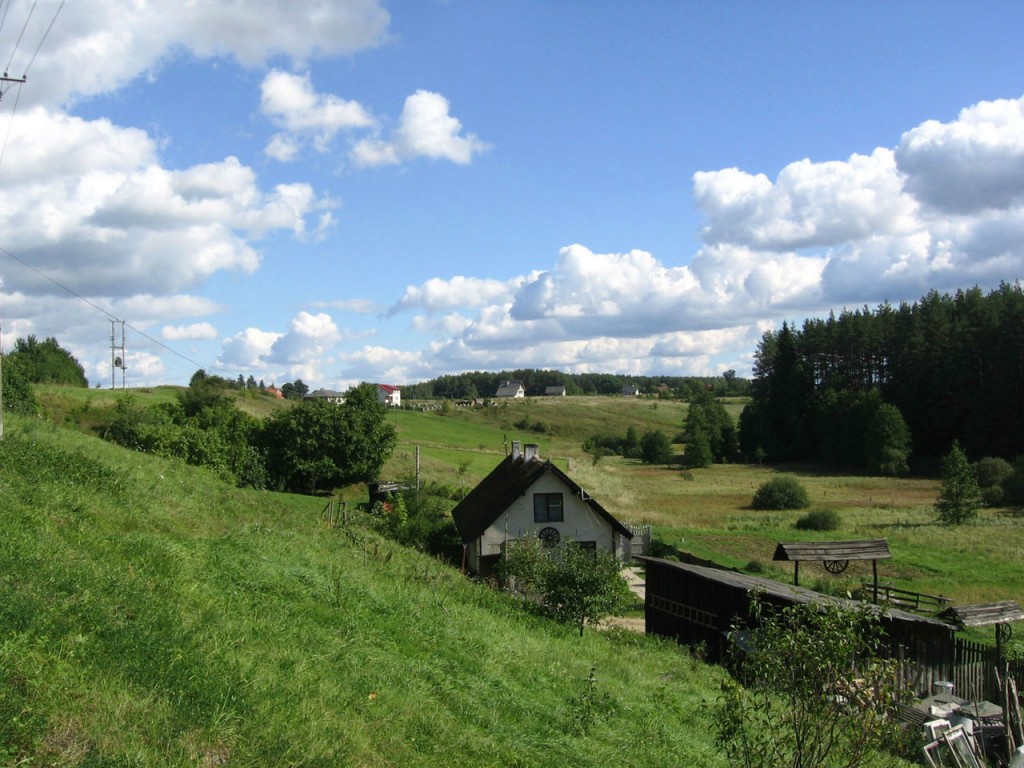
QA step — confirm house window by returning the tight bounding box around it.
[533,492,563,523]
[577,541,597,552]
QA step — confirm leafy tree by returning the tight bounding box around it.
[639,430,674,465]
[261,383,396,493]
[684,388,739,464]
[716,596,908,768]
[863,402,911,476]
[751,476,810,511]
[7,336,87,387]
[498,539,634,636]
[1,354,39,414]
[936,440,982,524]
[683,426,713,469]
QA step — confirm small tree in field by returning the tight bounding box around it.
[936,440,982,525]
[716,596,908,768]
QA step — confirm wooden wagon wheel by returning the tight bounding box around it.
[823,559,849,574]
[997,623,1013,644]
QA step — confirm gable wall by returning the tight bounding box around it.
[478,472,615,558]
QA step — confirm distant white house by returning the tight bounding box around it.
[495,379,526,398]
[544,385,567,397]
[376,384,401,407]
[621,383,640,397]
[304,388,345,405]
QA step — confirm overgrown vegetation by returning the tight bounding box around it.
[716,596,910,768]
[497,537,636,636]
[103,377,395,493]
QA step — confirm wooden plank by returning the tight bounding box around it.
[940,601,1024,628]
[773,539,891,562]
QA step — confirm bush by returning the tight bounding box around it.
[795,508,841,531]
[751,476,810,511]
[975,456,1014,489]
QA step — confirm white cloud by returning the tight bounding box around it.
[261,69,375,160]
[390,275,522,315]
[265,311,341,365]
[0,110,333,297]
[219,328,283,368]
[162,322,218,341]
[694,148,918,251]
[16,1,392,108]
[897,96,1024,214]
[352,90,489,167]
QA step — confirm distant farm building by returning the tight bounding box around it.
[495,379,526,398]
[304,388,345,404]
[376,384,401,407]
[544,385,567,397]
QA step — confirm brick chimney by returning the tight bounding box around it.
[524,443,540,461]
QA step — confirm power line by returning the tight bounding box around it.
[0,245,215,376]
[4,0,36,76]
[22,0,63,77]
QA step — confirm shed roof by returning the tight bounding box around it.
[938,601,1024,628]
[450,452,633,543]
[773,539,891,562]
[638,556,953,629]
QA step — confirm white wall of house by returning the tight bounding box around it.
[475,472,619,563]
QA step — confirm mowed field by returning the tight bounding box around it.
[384,395,1024,617]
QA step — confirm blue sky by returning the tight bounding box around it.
[0,1,1023,389]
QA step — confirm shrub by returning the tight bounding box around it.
[975,456,1014,489]
[795,508,841,531]
[751,476,810,511]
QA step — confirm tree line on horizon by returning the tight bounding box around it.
[739,283,1024,470]
[400,369,750,400]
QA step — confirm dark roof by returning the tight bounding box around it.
[938,601,1024,628]
[638,556,953,629]
[450,454,633,543]
[773,539,891,562]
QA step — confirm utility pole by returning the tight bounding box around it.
[110,320,127,390]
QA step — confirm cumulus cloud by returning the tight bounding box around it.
[265,311,341,365]
[351,90,489,167]
[0,109,333,298]
[261,69,375,160]
[162,322,218,341]
[13,0,391,108]
[897,96,1024,214]
[219,328,283,369]
[390,275,522,315]
[694,148,918,251]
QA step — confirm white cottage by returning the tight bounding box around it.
[451,442,633,575]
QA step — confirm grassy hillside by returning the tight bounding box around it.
[0,414,731,766]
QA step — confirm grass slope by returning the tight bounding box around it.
[0,415,727,767]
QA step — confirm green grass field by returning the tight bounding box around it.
[0,412,734,766]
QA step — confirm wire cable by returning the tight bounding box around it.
[0,246,213,374]
[5,0,36,76]
[0,78,22,169]
[22,0,63,77]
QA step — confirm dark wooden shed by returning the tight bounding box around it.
[640,556,954,694]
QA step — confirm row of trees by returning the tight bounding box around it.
[400,369,749,400]
[739,284,1024,469]
[105,377,395,493]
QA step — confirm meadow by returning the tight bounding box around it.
[383,396,1024,616]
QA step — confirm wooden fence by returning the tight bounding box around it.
[894,634,1024,702]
